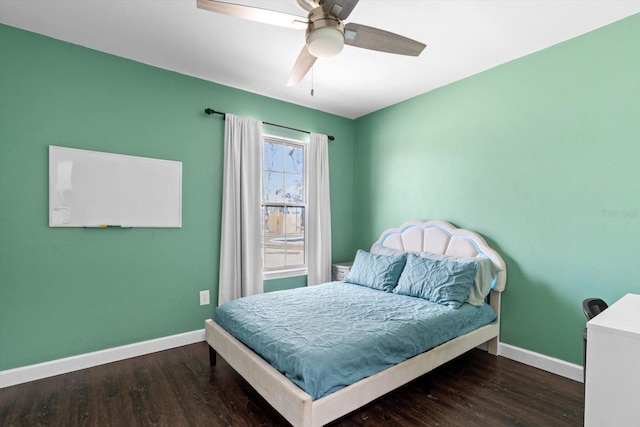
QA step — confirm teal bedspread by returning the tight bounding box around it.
[215,281,496,400]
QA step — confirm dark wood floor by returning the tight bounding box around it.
[0,342,584,426]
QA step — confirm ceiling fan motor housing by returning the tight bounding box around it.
[305,7,345,57]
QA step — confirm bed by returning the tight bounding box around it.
[205,220,507,426]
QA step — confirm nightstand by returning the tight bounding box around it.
[331,262,352,281]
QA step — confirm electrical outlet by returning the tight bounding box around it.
[199,290,210,306]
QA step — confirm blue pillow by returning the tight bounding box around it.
[394,253,478,308]
[344,250,407,292]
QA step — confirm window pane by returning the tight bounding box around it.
[284,207,305,266]
[263,171,284,202]
[264,206,285,269]
[263,206,305,269]
[264,142,284,172]
[285,146,304,175]
[284,173,303,203]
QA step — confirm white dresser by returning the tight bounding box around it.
[584,293,640,426]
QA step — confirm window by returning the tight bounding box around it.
[262,136,307,278]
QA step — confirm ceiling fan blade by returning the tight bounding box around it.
[287,45,317,86]
[197,0,308,30]
[344,23,426,56]
[322,0,360,20]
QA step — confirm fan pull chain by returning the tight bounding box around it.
[311,67,314,97]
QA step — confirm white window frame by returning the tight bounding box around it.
[262,135,308,280]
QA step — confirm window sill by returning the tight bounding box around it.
[264,268,307,281]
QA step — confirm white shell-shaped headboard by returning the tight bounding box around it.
[372,220,507,292]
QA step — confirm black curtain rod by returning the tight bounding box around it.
[204,108,335,141]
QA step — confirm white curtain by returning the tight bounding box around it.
[307,133,332,285]
[218,114,264,305]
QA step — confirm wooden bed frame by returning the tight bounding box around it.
[206,220,507,427]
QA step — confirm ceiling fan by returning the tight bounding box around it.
[196,0,426,86]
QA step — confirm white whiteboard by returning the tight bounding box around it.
[49,146,182,228]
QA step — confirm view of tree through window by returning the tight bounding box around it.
[262,137,306,271]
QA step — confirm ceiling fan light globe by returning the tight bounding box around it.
[306,26,344,58]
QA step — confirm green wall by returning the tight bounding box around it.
[353,13,640,364]
[3,13,639,373]
[0,24,355,370]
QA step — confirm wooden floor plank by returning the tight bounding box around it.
[0,342,584,426]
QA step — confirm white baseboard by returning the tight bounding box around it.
[499,342,584,383]
[0,329,205,389]
[0,333,583,389]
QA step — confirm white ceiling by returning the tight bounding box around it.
[2,0,639,119]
